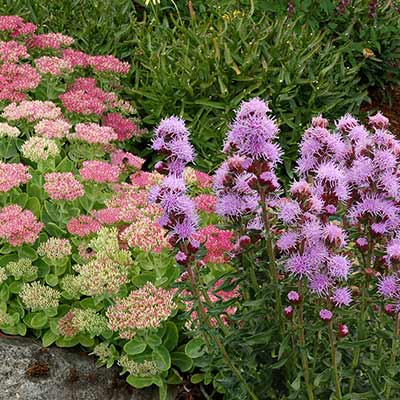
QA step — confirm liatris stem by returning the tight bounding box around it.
[297,282,314,400]
[349,253,370,392]
[260,193,284,336]
[384,315,399,399]
[328,320,342,400]
[186,263,259,400]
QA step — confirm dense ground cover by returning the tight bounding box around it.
[1,3,400,400]
[0,0,399,173]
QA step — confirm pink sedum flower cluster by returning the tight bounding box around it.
[106,283,176,339]
[0,205,43,246]
[0,162,31,192]
[44,172,85,201]
[79,160,120,183]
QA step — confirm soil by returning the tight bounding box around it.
[361,85,400,135]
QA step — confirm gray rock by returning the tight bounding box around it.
[0,336,158,400]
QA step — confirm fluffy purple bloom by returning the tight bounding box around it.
[276,231,298,252]
[378,276,400,299]
[314,162,349,202]
[387,238,400,262]
[309,273,331,296]
[319,309,333,322]
[287,291,301,303]
[323,223,347,248]
[328,255,351,280]
[331,287,352,307]
[224,98,281,162]
[278,200,302,224]
[152,116,195,176]
[369,112,389,130]
[335,113,359,133]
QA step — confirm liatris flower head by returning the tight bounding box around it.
[37,238,72,260]
[378,275,400,299]
[80,160,120,183]
[276,231,298,253]
[323,223,347,248]
[20,281,60,312]
[384,303,396,316]
[152,116,195,176]
[21,137,59,162]
[319,309,333,322]
[0,205,43,246]
[386,238,400,263]
[369,112,389,130]
[331,287,352,307]
[287,291,301,304]
[0,162,31,193]
[355,237,369,252]
[44,172,84,201]
[335,114,359,133]
[327,256,351,280]
[5,258,37,281]
[106,282,176,339]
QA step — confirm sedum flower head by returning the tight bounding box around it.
[0,268,7,284]
[107,282,175,339]
[20,281,60,311]
[0,122,20,138]
[92,342,113,363]
[60,274,83,297]
[119,355,160,377]
[21,136,59,162]
[0,309,13,326]
[5,258,37,281]
[37,238,72,260]
[58,308,107,337]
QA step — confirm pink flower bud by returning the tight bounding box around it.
[176,251,188,265]
[338,324,349,337]
[284,306,293,319]
[238,235,251,248]
[287,291,301,304]
[319,309,333,322]
[384,304,396,316]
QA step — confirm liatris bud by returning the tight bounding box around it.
[338,324,349,337]
[238,235,251,248]
[284,305,293,319]
[154,161,168,175]
[337,0,351,15]
[384,304,396,316]
[287,1,295,18]
[372,304,381,313]
[325,204,336,215]
[369,112,389,130]
[259,171,279,191]
[355,237,369,252]
[319,309,333,322]
[187,238,200,254]
[365,268,375,278]
[368,0,378,18]
[176,251,189,265]
[287,290,301,304]
[311,114,328,128]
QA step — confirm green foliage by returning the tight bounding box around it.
[1,0,399,172]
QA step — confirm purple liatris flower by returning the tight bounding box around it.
[319,309,333,322]
[378,276,400,299]
[331,287,352,307]
[152,116,195,176]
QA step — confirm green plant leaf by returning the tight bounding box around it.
[152,345,171,371]
[123,337,147,355]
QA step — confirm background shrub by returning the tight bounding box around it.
[1,0,399,174]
